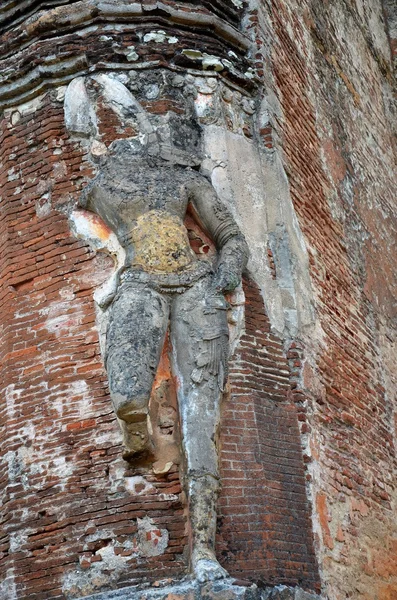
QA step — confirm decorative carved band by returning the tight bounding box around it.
[0,0,243,31]
[0,1,255,110]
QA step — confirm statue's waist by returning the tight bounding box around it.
[119,260,213,293]
[120,210,197,274]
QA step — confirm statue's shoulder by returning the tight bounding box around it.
[182,167,210,187]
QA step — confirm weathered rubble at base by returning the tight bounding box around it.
[79,579,322,600]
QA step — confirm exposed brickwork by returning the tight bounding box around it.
[0,97,187,599]
[1,1,396,599]
[217,279,320,591]
[256,1,397,598]
[0,84,321,597]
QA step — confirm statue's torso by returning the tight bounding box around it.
[85,163,201,275]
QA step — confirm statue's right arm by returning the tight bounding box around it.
[75,178,124,309]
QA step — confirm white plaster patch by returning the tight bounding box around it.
[18,422,36,443]
[41,298,86,337]
[9,531,28,553]
[68,380,93,419]
[69,210,125,310]
[7,167,19,181]
[5,384,22,419]
[64,77,97,137]
[144,83,160,99]
[44,313,76,336]
[5,451,22,483]
[90,140,108,157]
[182,51,226,71]
[35,192,52,218]
[63,526,157,597]
[137,517,169,557]
[28,460,45,476]
[59,286,76,301]
[143,30,178,44]
[107,459,127,493]
[244,68,255,79]
[56,86,67,102]
[51,455,75,480]
[201,121,316,338]
[195,93,217,119]
[62,543,133,598]
[36,178,51,196]
[52,161,67,180]
[193,77,218,94]
[10,111,20,126]
[92,425,122,448]
[126,46,139,61]
[202,54,224,71]
[0,569,17,600]
[4,94,45,117]
[182,48,203,60]
[70,379,89,396]
[227,285,245,355]
[124,475,156,496]
[84,529,116,547]
[158,492,179,501]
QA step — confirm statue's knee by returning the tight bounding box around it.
[111,391,149,424]
[117,404,148,424]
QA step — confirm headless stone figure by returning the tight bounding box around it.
[80,140,249,582]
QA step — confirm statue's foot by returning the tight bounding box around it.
[122,446,154,464]
[120,419,153,463]
[192,549,229,583]
[193,558,229,583]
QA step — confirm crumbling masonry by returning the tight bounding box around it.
[0,2,396,600]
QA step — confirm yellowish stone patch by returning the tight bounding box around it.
[129,210,197,274]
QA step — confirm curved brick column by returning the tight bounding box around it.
[3,1,395,600]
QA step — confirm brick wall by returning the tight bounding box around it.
[218,279,319,591]
[1,0,396,598]
[0,87,319,597]
[255,1,397,598]
[0,97,187,599]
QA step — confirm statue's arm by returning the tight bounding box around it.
[187,174,249,293]
[74,178,124,310]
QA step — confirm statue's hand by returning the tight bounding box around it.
[212,263,241,294]
[211,234,248,295]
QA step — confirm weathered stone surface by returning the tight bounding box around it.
[0,0,254,109]
[64,72,249,583]
[76,581,322,600]
[64,77,98,137]
[1,0,395,598]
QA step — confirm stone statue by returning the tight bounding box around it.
[67,74,249,582]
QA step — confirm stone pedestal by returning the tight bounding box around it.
[79,580,322,600]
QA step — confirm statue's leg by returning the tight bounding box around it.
[105,281,170,459]
[170,277,230,582]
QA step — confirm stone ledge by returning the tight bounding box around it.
[77,580,322,600]
[0,0,255,110]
